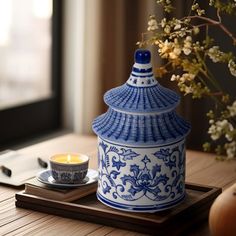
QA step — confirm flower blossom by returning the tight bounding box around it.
[170,74,180,81]
[183,36,192,55]
[170,73,195,83]
[164,25,171,34]
[174,23,181,30]
[158,40,172,58]
[169,46,181,59]
[228,59,236,77]
[227,100,236,117]
[158,39,181,59]
[207,46,231,63]
[208,46,221,62]
[147,18,158,31]
[225,141,236,159]
[160,18,167,28]
[208,119,234,141]
[193,27,200,35]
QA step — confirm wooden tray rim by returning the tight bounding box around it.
[15,182,221,221]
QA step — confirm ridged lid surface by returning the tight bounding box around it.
[104,84,180,113]
[93,108,190,146]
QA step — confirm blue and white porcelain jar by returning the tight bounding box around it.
[92,49,191,212]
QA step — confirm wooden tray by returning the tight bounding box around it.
[15,183,221,235]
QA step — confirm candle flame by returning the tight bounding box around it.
[67,154,71,163]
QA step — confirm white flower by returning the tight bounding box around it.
[209,0,215,6]
[225,141,236,159]
[170,73,195,84]
[197,9,205,16]
[164,25,171,34]
[219,119,233,131]
[158,40,172,58]
[170,39,181,59]
[228,59,236,77]
[179,29,186,37]
[169,46,181,59]
[185,36,192,42]
[161,18,167,28]
[174,24,181,30]
[225,122,234,141]
[182,85,192,94]
[185,73,195,81]
[183,48,191,55]
[226,133,233,142]
[147,18,158,31]
[208,46,221,63]
[227,100,236,117]
[208,119,234,141]
[208,123,220,140]
[179,73,195,83]
[191,3,199,10]
[209,119,214,124]
[208,120,219,140]
[170,74,180,81]
[158,38,182,60]
[183,36,192,55]
[193,27,200,35]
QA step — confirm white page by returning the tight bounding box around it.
[0,150,48,186]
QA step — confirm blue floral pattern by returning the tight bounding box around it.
[61,172,72,182]
[153,144,185,195]
[120,155,169,201]
[97,139,185,208]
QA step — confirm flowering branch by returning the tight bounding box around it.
[139,0,236,159]
[187,15,236,44]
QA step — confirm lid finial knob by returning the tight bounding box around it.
[135,49,151,64]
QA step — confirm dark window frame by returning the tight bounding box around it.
[0,0,63,150]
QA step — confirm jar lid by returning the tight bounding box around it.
[92,49,190,146]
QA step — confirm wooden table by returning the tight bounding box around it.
[0,134,236,236]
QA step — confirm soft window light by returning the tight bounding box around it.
[0,0,12,46]
[33,0,52,19]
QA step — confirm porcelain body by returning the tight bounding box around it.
[96,137,186,212]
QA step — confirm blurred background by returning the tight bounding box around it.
[0,0,52,110]
[0,0,235,151]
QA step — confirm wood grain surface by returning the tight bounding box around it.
[0,134,236,236]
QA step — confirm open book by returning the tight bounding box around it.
[0,150,48,186]
[24,178,97,202]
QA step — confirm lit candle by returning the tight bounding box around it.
[50,153,90,183]
[52,153,87,164]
